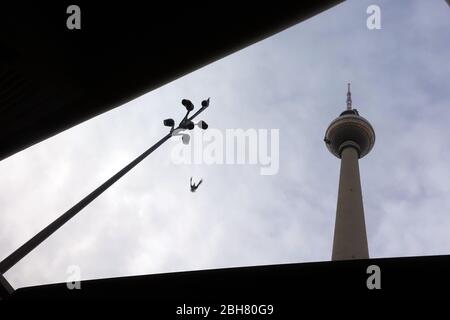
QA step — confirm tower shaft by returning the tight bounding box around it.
[332,146,369,260]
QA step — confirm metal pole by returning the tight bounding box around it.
[0,99,209,276]
[0,273,14,298]
[0,132,172,274]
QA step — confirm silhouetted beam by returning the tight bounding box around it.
[8,255,450,300]
[0,1,344,161]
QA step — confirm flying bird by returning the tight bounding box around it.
[190,177,203,192]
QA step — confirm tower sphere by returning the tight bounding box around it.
[324,85,375,159]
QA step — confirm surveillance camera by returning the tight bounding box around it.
[182,134,190,145]
[187,121,195,130]
[182,99,194,111]
[196,120,208,130]
[163,118,175,127]
[201,98,210,108]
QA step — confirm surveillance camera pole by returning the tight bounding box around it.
[0,99,210,282]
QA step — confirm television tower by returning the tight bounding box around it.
[324,84,375,260]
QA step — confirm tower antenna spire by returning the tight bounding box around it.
[346,83,352,110]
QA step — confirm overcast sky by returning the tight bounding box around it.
[1,0,450,289]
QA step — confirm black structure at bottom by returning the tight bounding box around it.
[5,254,450,302]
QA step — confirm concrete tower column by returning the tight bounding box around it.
[332,144,369,260]
[324,84,375,261]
